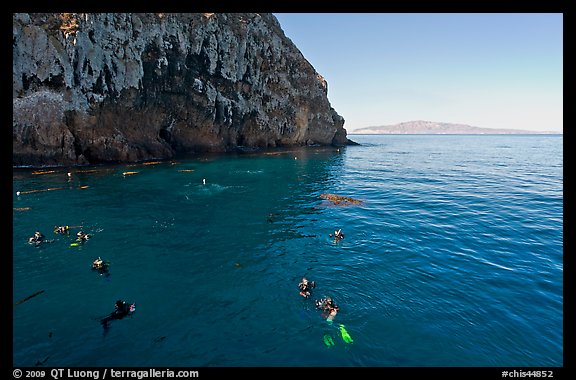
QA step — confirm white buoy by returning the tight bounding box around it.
[203,178,206,185]
[16,191,21,196]
[67,172,72,177]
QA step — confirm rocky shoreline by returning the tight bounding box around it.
[13,13,353,167]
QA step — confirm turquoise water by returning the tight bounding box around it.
[12,134,563,367]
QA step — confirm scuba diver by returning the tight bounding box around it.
[75,231,90,243]
[329,229,344,242]
[315,296,339,321]
[100,300,135,327]
[298,277,316,298]
[28,231,45,247]
[53,225,70,235]
[92,257,110,276]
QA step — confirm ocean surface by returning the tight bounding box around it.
[12,134,563,368]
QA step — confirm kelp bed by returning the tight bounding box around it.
[319,193,364,207]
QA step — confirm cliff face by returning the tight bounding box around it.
[13,13,349,166]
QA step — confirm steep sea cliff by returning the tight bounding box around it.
[13,13,351,167]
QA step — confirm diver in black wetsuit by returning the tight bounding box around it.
[54,225,70,235]
[92,257,110,276]
[298,277,316,298]
[28,231,45,247]
[76,231,90,242]
[329,229,344,242]
[315,296,339,321]
[100,300,134,326]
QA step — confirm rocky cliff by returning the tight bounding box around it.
[13,13,350,167]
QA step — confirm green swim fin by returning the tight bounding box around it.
[323,334,335,347]
[339,324,353,344]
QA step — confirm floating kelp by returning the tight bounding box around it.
[16,187,63,195]
[319,193,364,206]
[14,290,45,306]
[75,169,100,173]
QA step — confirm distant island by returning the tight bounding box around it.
[351,121,561,135]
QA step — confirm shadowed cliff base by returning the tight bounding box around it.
[13,13,353,167]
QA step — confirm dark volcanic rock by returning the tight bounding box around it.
[13,13,351,167]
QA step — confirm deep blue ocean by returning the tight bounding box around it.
[12,134,563,368]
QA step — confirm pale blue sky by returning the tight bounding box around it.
[274,13,563,133]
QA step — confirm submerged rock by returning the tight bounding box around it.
[13,13,353,167]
